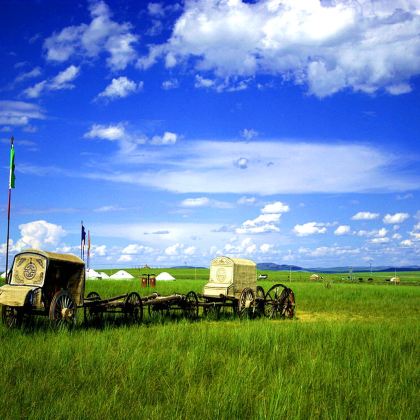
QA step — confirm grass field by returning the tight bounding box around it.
[0,272,419,419]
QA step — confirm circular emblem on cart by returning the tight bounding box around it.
[24,262,37,280]
[216,268,226,282]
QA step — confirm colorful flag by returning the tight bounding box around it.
[9,140,15,189]
[88,230,91,257]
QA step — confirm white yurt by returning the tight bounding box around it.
[0,272,6,279]
[156,272,175,281]
[110,270,134,280]
[86,268,102,280]
[390,276,400,284]
[310,274,320,281]
[99,272,110,279]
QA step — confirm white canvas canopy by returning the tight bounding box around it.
[110,270,134,280]
[86,268,102,280]
[156,272,175,281]
[99,272,110,279]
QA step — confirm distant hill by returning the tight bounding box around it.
[170,266,206,269]
[257,263,304,271]
[257,263,420,273]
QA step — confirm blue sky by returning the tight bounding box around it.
[0,0,419,268]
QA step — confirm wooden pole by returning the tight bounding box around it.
[5,136,14,283]
[5,189,12,283]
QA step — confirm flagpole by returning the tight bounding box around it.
[80,220,83,260]
[5,136,14,283]
[5,188,12,282]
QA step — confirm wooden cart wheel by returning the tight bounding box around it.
[49,290,77,328]
[238,288,255,319]
[148,303,169,322]
[204,302,220,320]
[265,284,295,319]
[84,292,103,324]
[124,292,143,323]
[86,291,101,300]
[255,286,265,317]
[183,291,199,319]
[278,288,295,319]
[1,305,23,328]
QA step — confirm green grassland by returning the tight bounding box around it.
[0,272,419,419]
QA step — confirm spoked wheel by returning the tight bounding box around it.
[84,292,103,324]
[238,288,255,319]
[255,286,265,317]
[265,284,295,319]
[1,305,24,328]
[49,290,77,328]
[204,302,221,320]
[183,291,199,320]
[148,303,169,323]
[124,292,143,324]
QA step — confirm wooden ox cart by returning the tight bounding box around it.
[199,256,295,319]
[0,249,143,328]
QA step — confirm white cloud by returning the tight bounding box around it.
[44,1,138,70]
[118,254,133,262]
[236,200,288,235]
[84,123,125,141]
[14,67,42,84]
[400,239,413,247]
[150,131,178,145]
[370,237,390,244]
[237,196,256,205]
[241,128,258,140]
[293,222,327,237]
[261,201,289,214]
[15,220,66,250]
[376,228,388,238]
[50,65,80,89]
[184,246,196,256]
[24,65,80,98]
[194,75,216,88]
[98,77,143,100]
[259,243,272,253]
[334,225,351,236]
[148,3,165,17]
[121,244,154,254]
[140,0,420,97]
[86,140,419,194]
[162,79,179,90]
[180,197,210,208]
[224,237,259,255]
[383,213,410,224]
[299,245,360,258]
[165,243,183,256]
[180,196,232,209]
[0,101,46,126]
[234,157,249,169]
[352,211,380,220]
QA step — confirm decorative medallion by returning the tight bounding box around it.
[23,261,37,280]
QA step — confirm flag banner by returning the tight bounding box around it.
[9,141,15,189]
[88,230,91,257]
[81,223,86,246]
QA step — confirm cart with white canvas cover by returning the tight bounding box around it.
[200,256,295,319]
[0,249,143,327]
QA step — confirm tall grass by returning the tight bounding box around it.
[0,279,418,419]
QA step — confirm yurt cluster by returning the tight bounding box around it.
[85,269,175,281]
